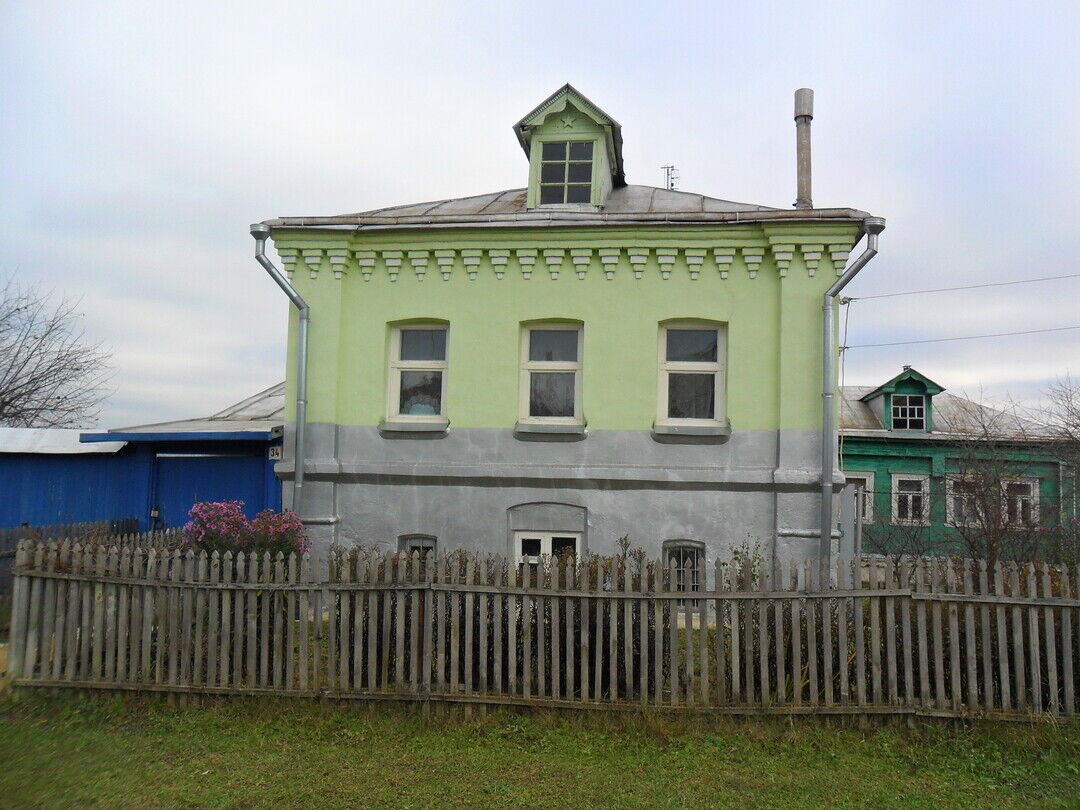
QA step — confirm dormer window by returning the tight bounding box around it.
[539,141,593,204]
[891,394,925,430]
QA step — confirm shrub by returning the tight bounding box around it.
[183,501,310,557]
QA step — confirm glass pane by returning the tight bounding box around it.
[521,537,542,556]
[399,328,446,361]
[529,329,578,362]
[569,141,593,160]
[529,372,575,417]
[667,373,714,419]
[551,536,577,557]
[540,184,563,204]
[666,329,718,362]
[566,184,591,203]
[540,162,564,183]
[399,370,442,415]
[567,162,592,182]
[541,141,567,160]
[898,479,923,493]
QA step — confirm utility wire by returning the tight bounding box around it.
[845,272,1080,302]
[843,324,1080,350]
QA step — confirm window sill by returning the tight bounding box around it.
[378,418,449,438]
[651,420,731,444]
[513,420,586,441]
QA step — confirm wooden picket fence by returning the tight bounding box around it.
[7,541,1079,720]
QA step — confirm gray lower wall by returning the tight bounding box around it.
[277,423,846,566]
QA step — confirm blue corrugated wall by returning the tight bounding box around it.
[0,439,282,531]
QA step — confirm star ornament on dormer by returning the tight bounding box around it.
[558,114,577,128]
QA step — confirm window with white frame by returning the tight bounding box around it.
[1004,479,1039,527]
[891,394,926,430]
[892,474,929,525]
[539,141,593,204]
[520,324,582,423]
[845,472,875,523]
[515,531,580,564]
[398,533,437,558]
[388,326,447,420]
[946,477,985,527]
[657,324,725,425]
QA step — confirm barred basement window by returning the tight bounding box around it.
[539,141,593,204]
[892,394,925,430]
[398,533,437,558]
[663,539,705,605]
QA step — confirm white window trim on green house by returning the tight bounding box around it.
[844,470,875,523]
[946,475,1040,528]
[517,323,584,431]
[654,322,727,434]
[385,324,449,431]
[891,473,930,526]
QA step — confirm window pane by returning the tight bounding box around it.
[569,141,593,160]
[565,184,591,203]
[399,370,442,415]
[898,479,923,493]
[551,536,577,557]
[529,329,578,362]
[529,372,575,417]
[540,162,564,183]
[541,141,567,160]
[399,328,446,361]
[666,329,718,362]
[540,184,563,204]
[567,162,592,182]
[520,537,542,557]
[668,373,715,419]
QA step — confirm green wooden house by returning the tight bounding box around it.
[255,84,884,566]
[840,366,1075,558]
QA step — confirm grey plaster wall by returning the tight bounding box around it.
[277,423,844,566]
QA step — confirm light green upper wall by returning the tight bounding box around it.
[273,222,861,432]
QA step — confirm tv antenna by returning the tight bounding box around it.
[661,165,679,191]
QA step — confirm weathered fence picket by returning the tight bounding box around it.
[7,540,1079,720]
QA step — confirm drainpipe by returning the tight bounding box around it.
[820,217,886,563]
[250,223,309,512]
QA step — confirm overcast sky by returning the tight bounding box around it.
[2,0,1078,428]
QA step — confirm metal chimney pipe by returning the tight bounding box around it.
[794,88,814,209]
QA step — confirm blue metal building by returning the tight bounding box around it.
[0,384,284,532]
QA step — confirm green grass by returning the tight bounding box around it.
[1,693,1078,808]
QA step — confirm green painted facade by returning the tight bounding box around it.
[271,222,860,433]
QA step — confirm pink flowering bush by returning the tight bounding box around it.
[183,501,310,557]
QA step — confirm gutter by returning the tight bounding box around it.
[250,223,310,513]
[820,217,885,563]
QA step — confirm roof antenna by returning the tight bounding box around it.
[661,165,679,191]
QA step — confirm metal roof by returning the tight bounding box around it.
[263,185,871,231]
[100,382,285,437]
[841,386,1046,441]
[0,427,126,455]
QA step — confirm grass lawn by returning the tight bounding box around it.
[0,692,1078,808]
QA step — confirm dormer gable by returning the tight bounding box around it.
[514,84,625,210]
[859,366,945,432]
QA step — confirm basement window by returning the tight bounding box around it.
[539,141,593,204]
[891,394,926,430]
[515,531,580,565]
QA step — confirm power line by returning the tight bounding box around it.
[843,324,1080,350]
[845,272,1080,302]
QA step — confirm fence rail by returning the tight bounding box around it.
[7,542,1078,720]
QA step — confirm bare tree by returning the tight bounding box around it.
[0,276,112,427]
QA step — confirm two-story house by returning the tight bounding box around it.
[254,84,884,569]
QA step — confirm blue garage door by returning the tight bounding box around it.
[154,453,268,529]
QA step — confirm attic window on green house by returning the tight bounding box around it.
[539,141,593,204]
[891,394,925,430]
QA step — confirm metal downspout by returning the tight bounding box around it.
[820,217,886,564]
[250,223,310,512]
